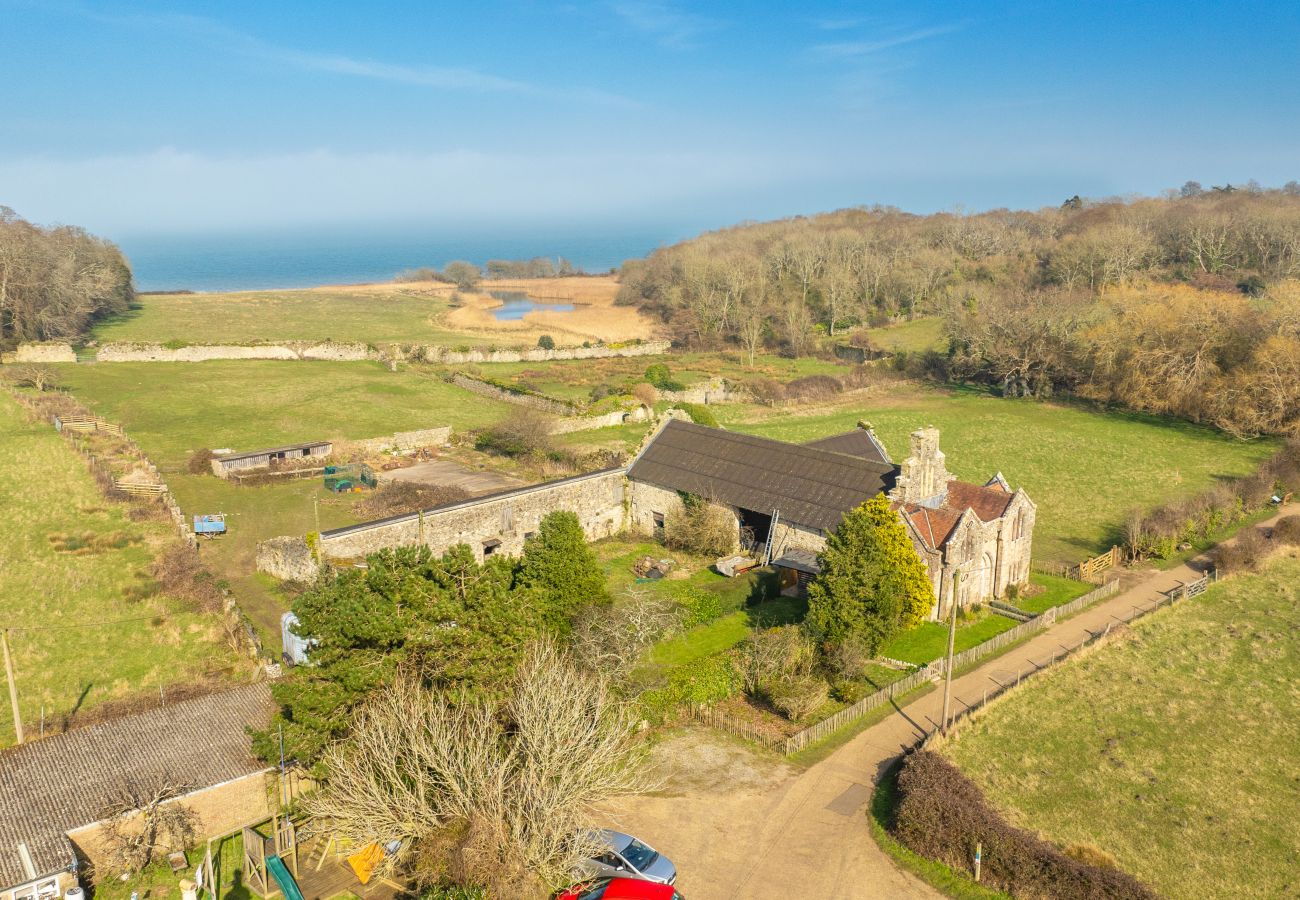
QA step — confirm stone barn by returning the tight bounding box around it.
[300,417,1034,622]
[627,420,1034,618]
[210,441,333,478]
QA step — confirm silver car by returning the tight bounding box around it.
[582,830,677,884]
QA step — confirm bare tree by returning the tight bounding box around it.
[97,778,198,876]
[570,588,679,679]
[7,363,58,392]
[304,643,651,896]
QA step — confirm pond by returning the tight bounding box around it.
[488,290,576,320]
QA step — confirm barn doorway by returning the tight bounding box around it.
[738,508,773,556]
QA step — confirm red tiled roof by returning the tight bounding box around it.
[898,503,962,550]
[945,480,1015,522]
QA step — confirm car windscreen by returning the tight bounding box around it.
[620,838,659,871]
[575,879,611,899]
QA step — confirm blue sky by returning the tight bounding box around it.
[3,0,1299,238]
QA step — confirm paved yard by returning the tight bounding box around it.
[380,458,524,495]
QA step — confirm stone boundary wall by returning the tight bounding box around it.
[551,406,652,434]
[94,341,375,362]
[314,468,628,562]
[353,425,453,454]
[450,373,579,415]
[660,377,745,405]
[13,342,77,363]
[405,340,670,364]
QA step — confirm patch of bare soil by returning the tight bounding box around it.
[645,729,797,797]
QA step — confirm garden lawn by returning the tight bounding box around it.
[0,393,245,746]
[54,360,514,468]
[91,288,458,345]
[879,612,1021,667]
[941,553,1300,900]
[1017,572,1094,615]
[718,384,1276,563]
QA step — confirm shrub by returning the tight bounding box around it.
[745,378,786,405]
[677,402,718,428]
[825,632,875,680]
[663,496,735,557]
[893,751,1157,900]
[1209,526,1268,573]
[830,679,869,704]
[536,334,555,350]
[1272,515,1300,544]
[674,585,725,628]
[631,382,659,407]
[784,374,844,401]
[644,362,685,392]
[737,625,816,694]
[762,674,829,723]
[186,448,215,475]
[638,653,741,722]
[474,410,554,457]
[151,542,223,613]
[357,482,471,519]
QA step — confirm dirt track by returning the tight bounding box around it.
[609,506,1296,899]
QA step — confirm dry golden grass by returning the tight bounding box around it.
[442,275,658,345]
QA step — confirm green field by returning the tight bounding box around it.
[942,554,1300,900]
[92,288,460,345]
[54,360,514,467]
[0,393,245,745]
[861,316,948,353]
[719,385,1276,563]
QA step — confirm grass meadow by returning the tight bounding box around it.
[92,287,459,345]
[0,393,245,745]
[940,553,1300,900]
[54,360,515,467]
[718,384,1276,563]
[862,316,948,353]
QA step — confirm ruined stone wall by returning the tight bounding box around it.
[551,406,651,434]
[318,469,628,561]
[353,425,452,454]
[406,340,670,364]
[13,342,76,363]
[659,377,744,405]
[95,341,374,362]
[255,536,319,582]
[450,374,578,415]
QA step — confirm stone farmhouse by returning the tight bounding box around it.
[311,418,1035,619]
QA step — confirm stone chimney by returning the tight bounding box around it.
[893,426,951,507]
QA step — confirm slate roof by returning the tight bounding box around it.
[628,420,895,531]
[0,684,274,890]
[214,441,332,464]
[803,428,893,467]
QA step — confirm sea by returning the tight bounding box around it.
[115,224,692,293]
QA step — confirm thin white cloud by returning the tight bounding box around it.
[610,1,721,49]
[812,16,870,32]
[813,23,964,58]
[73,6,635,107]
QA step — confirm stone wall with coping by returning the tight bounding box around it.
[95,341,375,362]
[13,342,76,363]
[450,374,578,415]
[317,468,628,562]
[353,425,452,454]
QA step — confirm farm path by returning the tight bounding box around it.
[613,505,1297,900]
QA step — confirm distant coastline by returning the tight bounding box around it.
[114,225,683,293]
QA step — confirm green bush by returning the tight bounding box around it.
[644,362,685,391]
[638,653,741,721]
[677,402,718,428]
[762,674,829,723]
[537,334,555,350]
[675,585,725,628]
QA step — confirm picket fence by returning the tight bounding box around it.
[699,578,1123,756]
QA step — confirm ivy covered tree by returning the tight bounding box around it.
[253,544,542,768]
[806,494,934,653]
[517,511,610,634]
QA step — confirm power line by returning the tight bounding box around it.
[2,612,176,634]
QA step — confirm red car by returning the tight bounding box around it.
[557,876,686,900]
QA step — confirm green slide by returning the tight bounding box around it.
[266,854,305,900]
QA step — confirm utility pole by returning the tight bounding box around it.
[2,629,24,744]
[941,570,960,736]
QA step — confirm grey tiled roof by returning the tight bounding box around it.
[628,420,895,531]
[804,428,894,467]
[0,684,274,890]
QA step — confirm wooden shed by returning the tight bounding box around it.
[211,441,333,478]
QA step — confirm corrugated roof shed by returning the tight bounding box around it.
[214,442,331,464]
[0,684,274,890]
[628,420,895,532]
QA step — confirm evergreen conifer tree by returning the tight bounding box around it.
[517,510,610,634]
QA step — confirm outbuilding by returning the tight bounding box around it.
[210,441,333,478]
